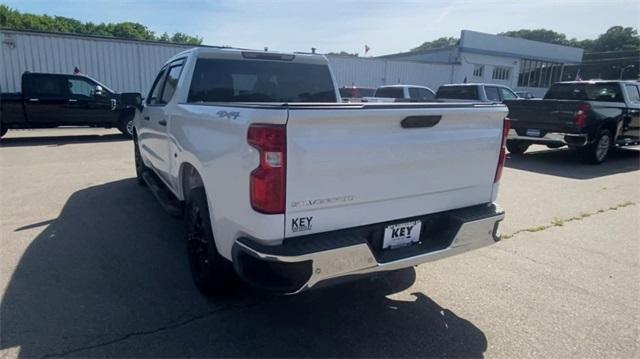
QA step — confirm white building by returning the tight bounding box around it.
[380,30,584,97]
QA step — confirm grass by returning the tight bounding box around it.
[501,200,636,240]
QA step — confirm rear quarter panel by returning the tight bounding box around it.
[168,103,288,259]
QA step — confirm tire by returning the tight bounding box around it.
[578,129,612,164]
[506,140,530,155]
[134,139,147,186]
[119,115,135,138]
[185,187,237,295]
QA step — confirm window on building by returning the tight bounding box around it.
[472,65,484,78]
[492,66,511,81]
[518,59,564,88]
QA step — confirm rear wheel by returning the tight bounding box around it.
[578,129,612,164]
[185,187,237,295]
[506,140,530,155]
[119,116,134,138]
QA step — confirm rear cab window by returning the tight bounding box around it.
[187,58,336,103]
[436,86,478,100]
[374,87,404,99]
[544,83,624,102]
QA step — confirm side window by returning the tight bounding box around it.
[485,86,501,101]
[160,64,184,104]
[499,87,517,100]
[29,75,64,97]
[624,84,640,103]
[419,88,435,100]
[67,78,95,98]
[147,68,167,105]
[409,87,421,100]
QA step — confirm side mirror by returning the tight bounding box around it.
[120,92,144,111]
[94,85,104,97]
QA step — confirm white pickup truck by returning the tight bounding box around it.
[133,47,509,295]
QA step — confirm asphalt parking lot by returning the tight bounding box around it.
[1,128,639,358]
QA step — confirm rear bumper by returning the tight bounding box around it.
[508,129,588,147]
[232,203,504,294]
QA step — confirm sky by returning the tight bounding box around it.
[5,0,640,56]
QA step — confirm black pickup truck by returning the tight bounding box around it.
[0,72,142,138]
[504,81,640,164]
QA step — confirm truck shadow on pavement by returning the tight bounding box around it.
[0,179,487,358]
[505,147,640,179]
[0,133,128,147]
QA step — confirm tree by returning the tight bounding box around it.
[411,37,458,52]
[327,51,359,57]
[498,29,570,46]
[588,26,640,52]
[0,5,202,44]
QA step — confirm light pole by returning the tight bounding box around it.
[614,64,635,79]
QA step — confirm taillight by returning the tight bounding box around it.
[575,103,590,127]
[247,124,286,214]
[494,117,510,183]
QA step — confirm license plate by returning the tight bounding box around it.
[383,220,422,249]
[526,129,541,137]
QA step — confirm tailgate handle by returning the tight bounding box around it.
[401,115,441,128]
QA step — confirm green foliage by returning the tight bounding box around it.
[0,5,202,44]
[411,37,458,52]
[588,26,640,52]
[498,27,639,53]
[327,51,359,57]
[499,29,570,46]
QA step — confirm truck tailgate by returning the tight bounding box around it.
[284,103,507,237]
[505,99,583,133]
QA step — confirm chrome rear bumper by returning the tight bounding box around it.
[508,129,588,146]
[232,203,504,294]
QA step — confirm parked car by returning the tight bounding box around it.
[338,86,376,102]
[504,80,640,163]
[363,85,436,103]
[133,47,508,296]
[0,72,141,138]
[436,83,518,103]
[515,91,537,99]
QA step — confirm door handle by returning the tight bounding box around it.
[28,98,40,102]
[143,116,150,121]
[158,119,167,126]
[401,115,442,128]
[68,99,78,102]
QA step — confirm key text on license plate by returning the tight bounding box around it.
[383,220,422,249]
